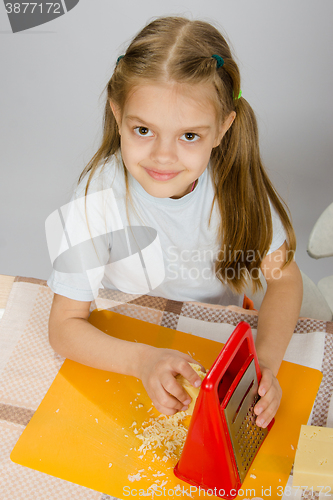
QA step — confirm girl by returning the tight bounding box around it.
[48,16,303,427]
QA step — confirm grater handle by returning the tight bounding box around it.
[202,322,261,396]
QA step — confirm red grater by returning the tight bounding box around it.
[174,321,274,499]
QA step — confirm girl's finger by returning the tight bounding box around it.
[257,368,273,397]
[256,398,279,427]
[153,378,190,413]
[172,358,205,390]
[254,385,275,416]
[165,380,192,406]
[255,385,282,427]
[153,401,180,416]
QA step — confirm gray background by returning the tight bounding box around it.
[0,0,332,285]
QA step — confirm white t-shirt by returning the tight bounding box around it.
[47,154,287,306]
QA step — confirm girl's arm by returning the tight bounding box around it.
[253,241,303,427]
[48,293,203,415]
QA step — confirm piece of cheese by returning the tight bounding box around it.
[292,425,333,490]
[175,363,206,415]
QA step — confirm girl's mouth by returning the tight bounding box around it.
[144,168,181,181]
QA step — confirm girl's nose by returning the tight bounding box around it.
[150,137,178,165]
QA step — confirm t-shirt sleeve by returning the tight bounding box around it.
[47,268,100,301]
[266,201,288,255]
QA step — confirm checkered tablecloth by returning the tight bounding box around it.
[0,277,333,500]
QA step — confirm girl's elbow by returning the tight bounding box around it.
[48,316,64,354]
[48,323,58,352]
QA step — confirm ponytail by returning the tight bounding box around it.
[78,102,120,197]
[210,96,296,294]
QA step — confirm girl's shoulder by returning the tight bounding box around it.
[75,153,123,198]
[267,198,288,254]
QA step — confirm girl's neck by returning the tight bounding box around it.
[170,179,197,199]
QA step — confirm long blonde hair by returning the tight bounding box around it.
[79,16,296,294]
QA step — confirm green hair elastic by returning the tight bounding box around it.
[116,55,125,65]
[233,89,242,100]
[212,54,225,68]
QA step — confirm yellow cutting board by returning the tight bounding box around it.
[11,310,323,499]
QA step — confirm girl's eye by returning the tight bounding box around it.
[181,132,200,142]
[134,127,153,137]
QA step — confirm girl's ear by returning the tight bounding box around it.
[214,111,236,147]
[109,100,122,133]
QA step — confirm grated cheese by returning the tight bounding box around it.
[135,410,188,460]
[128,472,143,482]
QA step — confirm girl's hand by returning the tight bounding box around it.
[137,345,204,415]
[254,365,282,428]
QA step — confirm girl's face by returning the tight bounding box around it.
[111,82,235,199]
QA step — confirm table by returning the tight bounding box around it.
[0,275,332,500]
[0,274,15,311]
